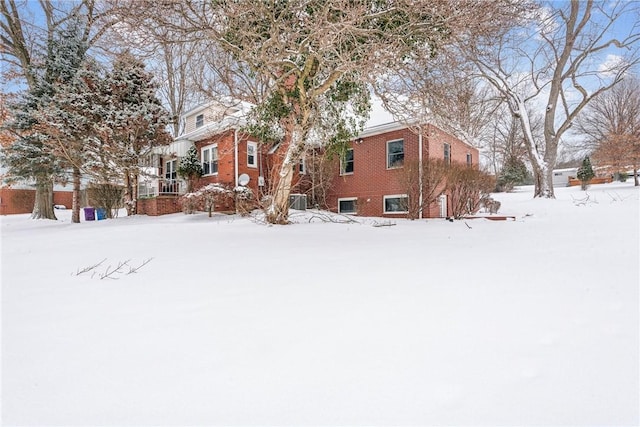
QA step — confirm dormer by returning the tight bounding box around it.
[182,100,244,135]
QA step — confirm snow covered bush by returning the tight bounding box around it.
[177,146,203,192]
[234,186,255,216]
[180,183,233,216]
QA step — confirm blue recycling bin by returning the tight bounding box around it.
[83,207,95,221]
[96,208,107,220]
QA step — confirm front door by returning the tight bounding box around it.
[439,194,447,218]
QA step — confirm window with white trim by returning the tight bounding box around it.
[201,145,218,175]
[338,197,357,214]
[247,141,257,168]
[341,148,354,175]
[444,143,451,164]
[299,157,306,174]
[165,159,177,181]
[195,114,204,128]
[466,153,472,165]
[383,194,409,213]
[387,139,404,168]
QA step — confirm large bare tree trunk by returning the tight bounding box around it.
[31,178,57,220]
[266,163,295,224]
[265,126,304,224]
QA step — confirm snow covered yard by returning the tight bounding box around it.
[2,182,638,426]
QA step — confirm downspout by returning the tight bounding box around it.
[418,128,424,220]
[234,128,239,188]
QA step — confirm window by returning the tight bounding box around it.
[338,198,357,214]
[165,159,177,180]
[299,157,306,174]
[247,141,257,168]
[195,114,204,128]
[466,153,472,166]
[383,195,409,214]
[201,145,218,175]
[163,159,178,193]
[444,143,451,164]
[341,148,354,174]
[387,139,404,168]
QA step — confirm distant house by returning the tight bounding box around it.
[552,168,577,188]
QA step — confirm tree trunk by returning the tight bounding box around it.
[124,172,134,216]
[266,162,295,224]
[31,178,57,220]
[634,168,639,187]
[265,126,303,224]
[71,166,81,223]
[131,173,138,215]
[532,166,555,198]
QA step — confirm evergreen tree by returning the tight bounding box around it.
[577,156,595,190]
[35,60,103,223]
[98,52,172,216]
[177,146,203,193]
[497,159,529,192]
[1,18,90,220]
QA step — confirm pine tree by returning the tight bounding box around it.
[1,19,90,220]
[98,52,172,215]
[177,146,202,193]
[35,60,103,223]
[577,156,595,190]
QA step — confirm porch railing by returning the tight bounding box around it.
[138,178,187,198]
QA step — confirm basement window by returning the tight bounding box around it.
[338,198,357,214]
[384,195,408,214]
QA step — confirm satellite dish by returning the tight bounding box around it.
[238,173,250,186]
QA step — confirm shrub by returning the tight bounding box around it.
[446,164,495,219]
[577,156,595,190]
[615,171,628,182]
[180,183,233,216]
[234,186,255,216]
[87,184,124,218]
[177,146,203,193]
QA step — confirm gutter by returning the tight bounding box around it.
[234,128,239,188]
[418,128,424,220]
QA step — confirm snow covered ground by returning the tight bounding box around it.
[2,182,638,426]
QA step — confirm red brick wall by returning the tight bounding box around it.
[0,189,75,215]
[425,124,477,165]
[0,188,35,215]
[53,192,73,209]
[327,128,420,217]
[137,196,182,216]
[326,126,479,218]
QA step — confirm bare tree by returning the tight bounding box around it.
[375,52,504,152]
[446,163,495,219]
[576,76,640,185]
[396,158,449,219]
[124,0,520,224]
[466,0,640,198]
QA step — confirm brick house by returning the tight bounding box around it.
[326,122,479,218]
[138,100,478,218]
[137,100,308,215]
